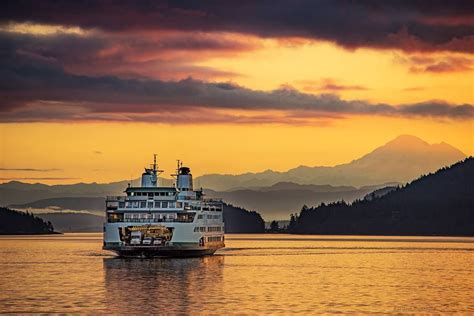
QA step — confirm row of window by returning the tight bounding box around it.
[194,226,223,232]
[201,207,222,212]
[120,201,221,212]
[124,201,180,209]
[207,226,222,232]
[207,236,223,242]
[130,192,175,197]
[107,212,195,223]
[124,213,176,220]
[192,206,222,211]
[197,214,221,220]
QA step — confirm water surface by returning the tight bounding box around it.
[0,234,473,313]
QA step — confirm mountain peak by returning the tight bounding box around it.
[384,135,429,148]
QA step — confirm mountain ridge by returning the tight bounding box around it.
[197,135,465,190]
[0,135,466,206]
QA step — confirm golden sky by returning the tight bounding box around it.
[1,117,472,184]
[0,2,473,183]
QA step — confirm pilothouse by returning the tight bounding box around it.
[103,156,225,257]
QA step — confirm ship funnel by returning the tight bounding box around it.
[141,168,157,187]
[177,166,193,191]
[141,155,161,187]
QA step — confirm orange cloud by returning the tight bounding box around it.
[299,79,369,93]
[406,56,474,73]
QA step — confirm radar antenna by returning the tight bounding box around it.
[152,154,157,171]
[148,154,163,176]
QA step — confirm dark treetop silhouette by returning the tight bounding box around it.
[0,207,55,234]
[223,203,265,233]
[288,158,474,236]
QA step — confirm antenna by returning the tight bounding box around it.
[152,154,157,171]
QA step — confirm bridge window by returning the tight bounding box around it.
[207,236,222,242]
[107,213,123,223]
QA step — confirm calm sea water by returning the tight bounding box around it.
[0,234,473,314]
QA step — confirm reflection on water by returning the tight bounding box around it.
[103,256,224,314]
[0,233,473,313]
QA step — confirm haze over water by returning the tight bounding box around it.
[0,234,473,314]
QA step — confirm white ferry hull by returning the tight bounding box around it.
[103,222,224,258]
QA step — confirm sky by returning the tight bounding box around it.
[0,1,473,184]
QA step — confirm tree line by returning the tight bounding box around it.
[0,207,55,234]
[278,157,473,236]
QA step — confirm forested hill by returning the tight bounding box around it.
[289,158,474,236]
[224,203,265,233]
[0,207,56,234]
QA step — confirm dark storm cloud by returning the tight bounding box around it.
[1,0,473,53]
[0,45,472,123]
[0,29,249,81]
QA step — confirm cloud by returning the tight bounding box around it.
[402,86,426,92]
[405,55,474,73]
[0,168,61,172]
[0,28,252,82]
[1,1,473,53]
[0,177,79,181]
[0,33,472,124]
[424,59,473,73]
[0,49,472,123]
[299,79,369,93]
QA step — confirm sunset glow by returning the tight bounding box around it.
[0,2,472,183]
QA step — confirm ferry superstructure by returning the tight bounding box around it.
[103,156,225,257]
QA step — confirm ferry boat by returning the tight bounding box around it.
[103,156,225,257]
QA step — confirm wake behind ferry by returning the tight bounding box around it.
[103,156,225,257]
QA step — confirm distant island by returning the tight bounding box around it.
[0,207,56,234]
[223,203,265,233]
[285,158,473,236]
